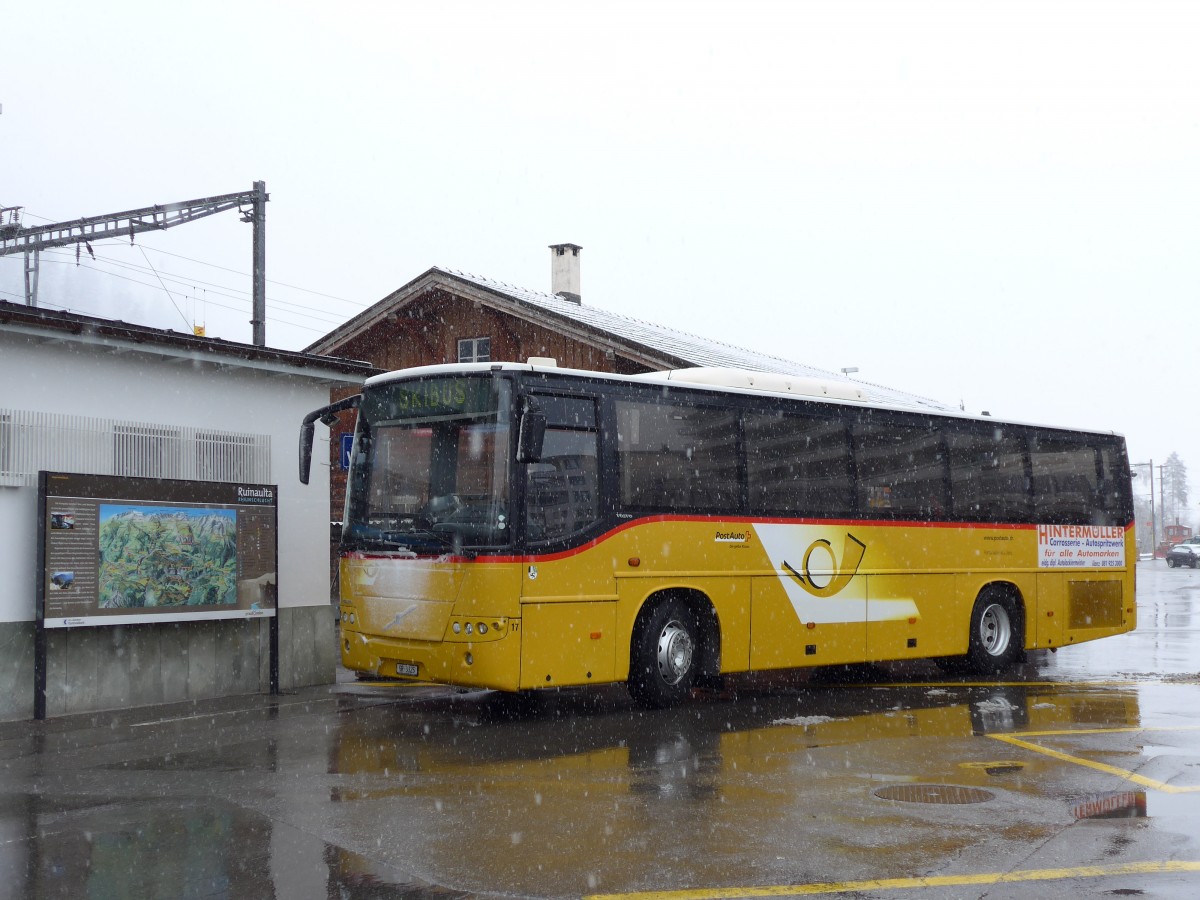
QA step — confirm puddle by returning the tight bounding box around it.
[102,738,279,773]
[1073,791,1148,820]
[16,795,467,899]
[1072,790,1200,820]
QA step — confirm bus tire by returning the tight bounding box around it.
[628,596,699,709]
[965,589,1023,674]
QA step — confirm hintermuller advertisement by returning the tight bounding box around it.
[38,472,278,628]
[1036,524,1125,569]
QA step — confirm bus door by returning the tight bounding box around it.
[517,392,616,688]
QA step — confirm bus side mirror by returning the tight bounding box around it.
[299,420,316,485]
[299,394,361,484]
[517,404,547,464]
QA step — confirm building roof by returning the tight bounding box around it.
[306,266,955,411]
[0,299,380,383]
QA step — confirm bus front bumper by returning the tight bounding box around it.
[340,618,523,692]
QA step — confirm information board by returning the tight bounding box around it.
[38,471,278,628]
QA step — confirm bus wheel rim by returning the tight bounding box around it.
[980,603,1012,657]
[657,620,694,685]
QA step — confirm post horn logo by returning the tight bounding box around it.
[782,533,867,598]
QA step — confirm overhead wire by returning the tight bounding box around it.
[136,245,192,330]
[17,205,369,307]
[32,258,331,334]
[2,205,372,335]
[122,243,355,323]
[136,244,367,307]
[32,243,353,329]
[37,248,348,325]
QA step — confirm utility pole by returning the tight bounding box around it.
[0,182,270,345]
[1133,461,1156,555]
[24,248,39,306]
[250,181,267,347]
[1149,460,1157,553]
[0,207,38,305]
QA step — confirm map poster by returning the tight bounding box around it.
[37,471,278,628]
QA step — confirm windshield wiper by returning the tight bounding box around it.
[342,525,447,554]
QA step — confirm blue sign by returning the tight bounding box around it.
[340,434,354,470]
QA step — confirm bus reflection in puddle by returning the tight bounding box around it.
[326,680,1145,801]
[1073,791,1148,820]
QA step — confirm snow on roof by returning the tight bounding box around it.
[437,267,956,413]
[0,299,379,381]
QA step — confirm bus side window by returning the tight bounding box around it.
[745,411,853,517]
[947,427,1030,522]
[1031,438,1102,524]
[851,419,947,519]
[616,400,740,512]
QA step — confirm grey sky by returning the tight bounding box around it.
[3,1,1197,517]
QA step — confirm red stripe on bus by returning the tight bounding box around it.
[343,517,1132,565]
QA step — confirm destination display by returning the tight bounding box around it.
[39,472,278,628]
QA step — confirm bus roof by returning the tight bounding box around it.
[364,361,1125,439]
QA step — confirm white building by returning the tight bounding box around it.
[0,300,377,720]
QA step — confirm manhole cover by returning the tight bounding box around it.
[873,784,995,805]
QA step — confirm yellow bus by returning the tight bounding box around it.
[300,361,1136,707]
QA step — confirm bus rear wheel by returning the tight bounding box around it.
[965,590,1023,674]
[628,597,699,709]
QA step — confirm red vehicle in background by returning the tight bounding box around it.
[1159,523,1195,558]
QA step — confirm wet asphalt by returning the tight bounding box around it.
[2,559,1199,899]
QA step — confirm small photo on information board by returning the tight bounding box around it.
[38,472,278,628]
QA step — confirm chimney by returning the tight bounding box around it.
[549,243,582,303]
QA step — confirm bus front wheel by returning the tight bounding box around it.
[628,597,699,709]
[965,590,1023,674]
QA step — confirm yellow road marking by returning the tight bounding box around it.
[1007,725,1200,737]
[583,861,1200,900]
[988,725,1200,793]
[831,680,1146,689]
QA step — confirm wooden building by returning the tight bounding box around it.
[305,244,952,526]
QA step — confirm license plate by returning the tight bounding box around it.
[396,662,419,677]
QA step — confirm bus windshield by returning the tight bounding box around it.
[344,375,511,553]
